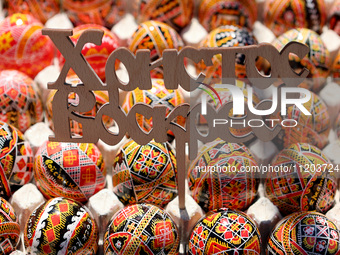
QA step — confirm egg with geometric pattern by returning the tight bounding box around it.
[62,0,126,29]
[24,197,98,255]
[188,139,259,212]
[104,203,179,254]
[198,0,258,32]
[0,121,33,200]
[128,20,184,78]
[188,208,261,255]
[265,143,337,216]
[0,13,54,79]
[34,141,106,203]
[4,0,60,24]
[0,197,20,255]
[264,0,327,37]
[272,28,331,93]
[112,139,178,208]
[267,211,340,254]
[0,70,44,133]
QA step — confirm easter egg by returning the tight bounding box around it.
[62,0,126,28]
[265,143,337,215]
[46,75,111,135]
[332,49,340,81]
[188,208,261,255]
[135,0,194,31]
[198,0,258,32]
[104,203,179,254]
[24,197,98,255]
[112,139,178,208]
[264,0,327,37]
[4,0,60,24]
[198,25,258,81]
[0,13,54,79]
[122,79,185,139]
[272,91,330,150]
[34,141,106,203]
[272,28,331,93]
[0,198,20,255]
[188,139,259,212]
[58,24,119,81]
[330,0,340,35]
[335,113,340,138]
[0,121,33,200]
[0,70,43,133]
[128,20,184,78]
[267,211,340,254]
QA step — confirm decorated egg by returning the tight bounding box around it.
[46,75,111,135]
[128,20,184,78]
[198,0,258,32]
[0,13,54,79]
[189,208,261,255]
[267,211,340,254]
[24,197,98,254]
[264,0,327,37]
[135,0,194,31]
[62,0,126,29]
[0,121,33,200]
[332,49,340,81]
[4,0,60,24]
[112,139,177,208]
[0,198,20,255]
[272,91,330,150]
[34,141,106,203]
[272,28,331,92]
[122,79,185,139]
[188,139,259,212]
[0,70,43,133]
[198,25,258,81]
[265,143,337,215]
[330,0,340,35]
[58,24,119,81]
[104,203,179,254]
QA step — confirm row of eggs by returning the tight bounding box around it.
[2,0,340,37]
[1,196,340,254]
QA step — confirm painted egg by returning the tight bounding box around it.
[46,75,111,135]
[0,13,54,79]
[4,0,60,24]
[0,70,43,133]
[122,79,185,139]
[265,143,337,216]
[0,121,33,200]
[189,208,261,255]
[188,139,259,212]
[112,139,178,208]
[0,198,20,255]
[272,28,330,93]
[24,197,98,254]
[272,91,330,150]
[58,24,119,81]
[135,0,194,31]
[198,25,258,81]
[104,203,179,254]
[330,0,340,35]
[198,0,258,32]
[128,20,184,78]
[335,113,340,138]
[264,0,327,37]
[62,0,126,29]
[34,141,106,203]
[332,49,340,81]
[267,211,340,254]
[197,80,260,138]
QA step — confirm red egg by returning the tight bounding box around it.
[0,13,54,78]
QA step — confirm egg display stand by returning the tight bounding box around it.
[43,27,310,254]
